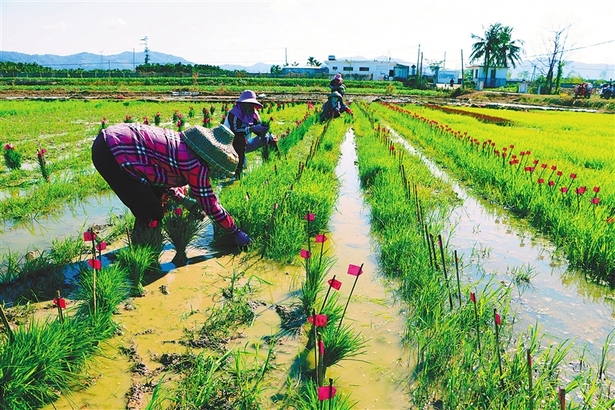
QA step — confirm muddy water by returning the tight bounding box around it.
[387,126,615,357]
[41,129,410,409]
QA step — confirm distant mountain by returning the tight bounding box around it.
[0,50,192,70]
[220,62,272,73]
[2,51,612,80]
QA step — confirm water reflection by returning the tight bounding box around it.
[387,126,615,355]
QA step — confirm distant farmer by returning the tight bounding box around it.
[224,90,276,180]
[329,73,346,96]
[450,78,455,88]
[91,122,251,246]
[319,91,352,122]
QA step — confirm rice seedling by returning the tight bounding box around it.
[72,264,130,318]
[114,245,159,297]
[161,203,208,266]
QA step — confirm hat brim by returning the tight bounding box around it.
[236,98,263,108]
[183,125,239,177]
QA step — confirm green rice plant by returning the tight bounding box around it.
[0,250,20,284]
[170,350,234,409]
[374,102,615,280]
[282,379,357,410]
[0,314,115,409]
[162,204,208,266]
[115,245,159,297]
[49,235,83,266]
[319,323,367,370]
[3,143,22,169]
[73,264,130,318]
[597,328,615,380]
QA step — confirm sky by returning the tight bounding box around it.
[1,0,614,73]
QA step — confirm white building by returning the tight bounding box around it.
[468,65,509,88]
[324,55,409,81]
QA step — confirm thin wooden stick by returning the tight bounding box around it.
[0,304,14,343]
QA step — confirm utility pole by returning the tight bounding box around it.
[416,44,421,80]
[460,49,465,88]
[443,51,446,70]
[285,48,288,66]
[140,36,149,64]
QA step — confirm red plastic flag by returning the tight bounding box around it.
[147,220,158,228]
[305,213,315,221]
[495,312,502,326]
[315,234,327,243]
[470,292,476,304]
[308,314,328,327]
[83,231,97,241]
[317,385,337,400]
[174,207,183,216]
[95,241,107,251]
[318,339,325,356]
[328,278,342,290]
[88,259,102,270]
[347,264,363,276]
[53,297,66,309]
[300,249,312,259]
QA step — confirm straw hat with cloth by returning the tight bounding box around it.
[182,124,239,178]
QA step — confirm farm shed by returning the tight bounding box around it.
[468,65,508,88]
[324,55,408,81]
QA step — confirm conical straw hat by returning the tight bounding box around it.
[182,124,238,177]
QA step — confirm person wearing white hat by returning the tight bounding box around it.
[91,122,251,246]
[224,90,274,180]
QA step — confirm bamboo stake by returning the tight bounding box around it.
[312,308,319,386]
[527,349,533,410]
[429,233,439,270]
[494,308,504,389]
[0,304,14,343]
[471,292,482,356]
[55,290,64,323]
[438,234,453,310]
[338,263,363,332]
[454,250,462,305]
[558,387,566,410]
[320,274,336,313]
[89,228,97,316]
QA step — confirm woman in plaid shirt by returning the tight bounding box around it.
[91,122,251,246]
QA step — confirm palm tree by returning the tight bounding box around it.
[495,25,524,69]
[306,57,321,67]
[470,23,523,87]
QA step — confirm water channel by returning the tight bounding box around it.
[386,124,615,361]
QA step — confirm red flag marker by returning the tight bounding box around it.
[328,278,342,290]
[315,234,327,243]
[318,384,337,401]
[88,259,102,270]
[95,241,107,251]
[53,297,66,309]
[495,312,502,325]
[470,292,476,303]
[300,249,312,259]
[305,213,315,221]
[308,314,328,327]
[318,340,325,356]
[347,264,363,276]
[83,231,96,241]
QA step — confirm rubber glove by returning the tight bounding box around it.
[234,230,251,246]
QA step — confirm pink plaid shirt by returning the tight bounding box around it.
[101,123,238,233]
